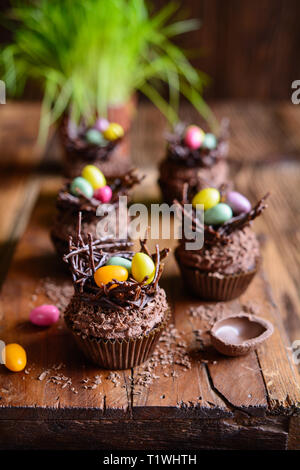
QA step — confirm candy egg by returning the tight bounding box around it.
[85,128,106,146]
[29,304,59,327]
[203,133,217,150]
[192,188,220,211]
[94,265,128,287]
[225,191,251,215]
[131,253,155,285]
[70,177,94,198]
[184,125,205,150]
[106,256,132,273]
[94,117,109,132]
[3,343,27,372]
[94,185,112,203]
[103,123,124,141]
[82,165,106,190]
[204,203,233,225]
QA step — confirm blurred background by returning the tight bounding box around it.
[1,0,300,101]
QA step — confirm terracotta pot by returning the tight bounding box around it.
[59,96,136,179]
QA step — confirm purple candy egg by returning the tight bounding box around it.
[30,305,60,327]
[226,191,251,215]
[94,118,109,132]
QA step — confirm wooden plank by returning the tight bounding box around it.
[0,179,130,417]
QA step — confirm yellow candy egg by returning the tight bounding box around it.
[192,188,220,211]
[131,253,155,285]
[82,165,106,189]
[103,123,124,141]
[94,265,128,287]
[4,343,27,372]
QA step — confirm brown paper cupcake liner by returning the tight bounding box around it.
[65,310,171,370]
[176,259,259,301]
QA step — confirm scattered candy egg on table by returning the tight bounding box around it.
[82,164,106,189]
[203,133,217,150]
[94,265,128,287]
[4,343,27,372]
[192,188,220,211]
[70,176,94,198]
[225,191,251,215]
[85,128,106,146]
[184,125,205,150]
[204,203,233,226]
[94,117,109,132]
[94,185,112,203]
[103,123,124,141]
[131,253,155,285]
[29,304,59,327]
[106,256,132,273]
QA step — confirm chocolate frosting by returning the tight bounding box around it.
[65,287,168,340]
[174,194,268,275]
[176,227,260,275]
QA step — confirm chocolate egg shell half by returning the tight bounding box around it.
[210,313,273,356]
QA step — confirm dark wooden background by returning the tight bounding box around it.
[1,0,300,100]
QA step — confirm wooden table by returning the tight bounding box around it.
[0,101,299,450]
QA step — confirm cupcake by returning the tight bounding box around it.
[51,167,143,258]
[63,225,170,369]
[159,119,229,204]
[175,187,268,301]
[60,116,131,179]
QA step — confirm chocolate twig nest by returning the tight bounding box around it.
[57,168,145,213]
[63,213,170,311]
[174,189,269,247]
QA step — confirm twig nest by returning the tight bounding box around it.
[210,313,274,356]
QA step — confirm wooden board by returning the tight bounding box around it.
[0,102,299,450]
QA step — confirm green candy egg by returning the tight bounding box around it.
[70,177,94,198]
[86,129,107,146]
[204,203,233,225]
[203,133,217,150]
[106,256,132,273]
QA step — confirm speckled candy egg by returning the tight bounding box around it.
[192,188,220,211]
[94,265,128,287]
[131,253,155,285]
[70,177,94,198]
[203,133,217,150]
[204,203,233,225]
[29,304,60,327]
[82,165,106,190]
[225,191,251,215]
[184,125,205,150]
[3,343,27,372]
[103,123,124,141]
[106,256,132,273]
[94,185,112,203]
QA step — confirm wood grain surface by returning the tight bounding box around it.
[0,101,299,450]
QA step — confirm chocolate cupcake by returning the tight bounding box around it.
[175,188,268,301]
[60,116,131,179]
[51,168,143,258]
[63,227,170,369]
[159,120,229,204]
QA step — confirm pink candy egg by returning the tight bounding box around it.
[94,118,109,132]
[94,185,113,203]
[184,125,205,150]
[29,305,60,327]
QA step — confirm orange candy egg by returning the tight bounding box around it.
[4,343,27,372]
[94,265,128,287]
